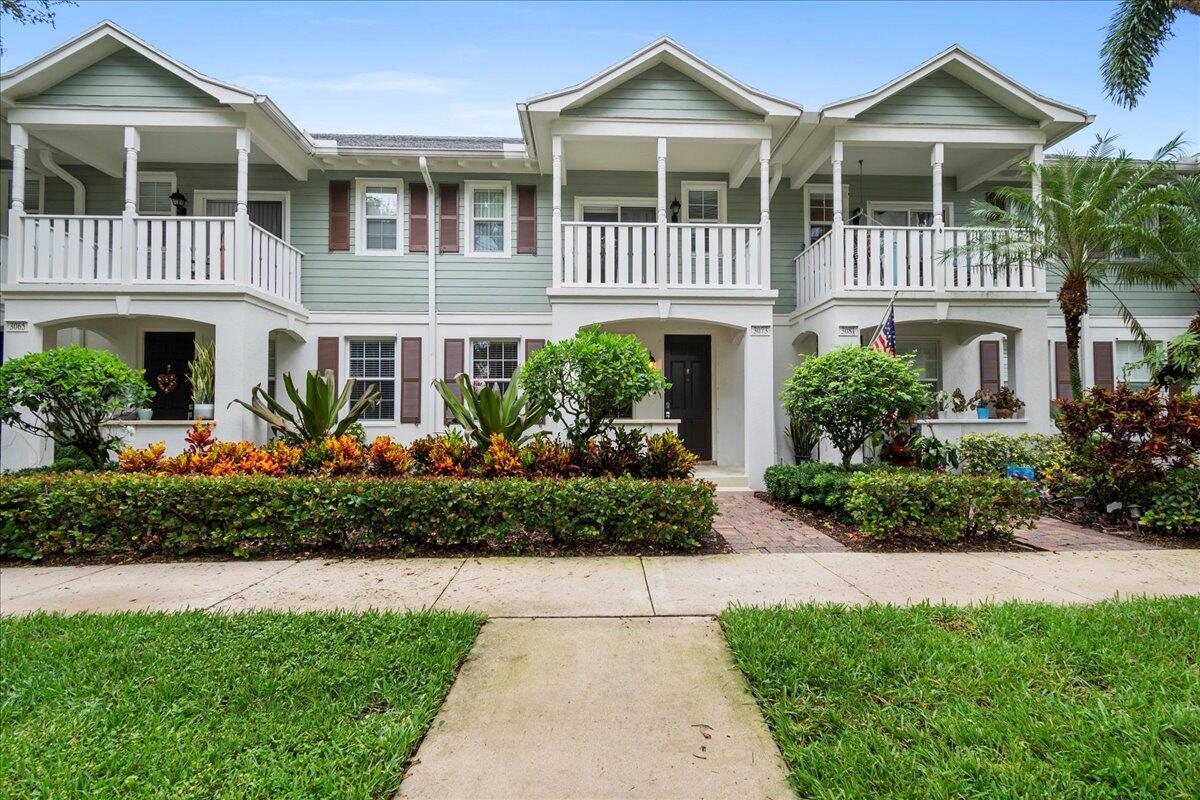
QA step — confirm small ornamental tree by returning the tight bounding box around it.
[520,327,667,446]
[781,347,931,469]
[0,346,152,467]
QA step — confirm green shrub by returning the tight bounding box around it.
[0,474,717,560]
[845,470,1039,541]
[1141,469,1200,536]
[959,432,1071,476]
[764,462,892,515]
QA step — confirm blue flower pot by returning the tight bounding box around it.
[976,407,990,420]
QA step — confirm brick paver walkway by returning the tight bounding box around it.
[714,493,845,554]
[1016,516,1158,552]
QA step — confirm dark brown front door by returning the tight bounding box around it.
[144,332,195,420]
[664,335,712,460]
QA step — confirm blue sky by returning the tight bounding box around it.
[2,1,1196,156]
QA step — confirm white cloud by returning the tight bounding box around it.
[235,71,462,95]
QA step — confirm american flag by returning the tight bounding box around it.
[870,303,896,355]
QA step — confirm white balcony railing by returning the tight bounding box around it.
[7,214,303,306]
[558,221,764,290]
[795,224,1042,309]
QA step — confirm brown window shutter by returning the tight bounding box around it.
[1092,341,1115,390]
[524,338,546,422]
[409,183,429,254]
[979,340,1001,396]
[328,181,350,252]
[1054,342,1072,400]
[516,185,537,254]
[317,337,339,387]
[439,184,459,253]
[443,338,465,423]
[400,337,422,423]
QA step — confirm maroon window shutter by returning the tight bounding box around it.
[409,183,429,254]
[516,185,537,255]
[1092,341,1115,390]
[317,337,339,387]
[439,184,459,253]
[400,337,422,423]
[443,338,465,423]
[328,181,350,252]
[979,340,1001,396]
[1054,342,1072,400]
[524,339,545,422]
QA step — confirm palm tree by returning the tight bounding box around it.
[957,133,1187,400]
[1101,0,1200,109]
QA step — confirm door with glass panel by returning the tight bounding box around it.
[683,187,722,283]
[579,203,656,284]
[862,204,950,287]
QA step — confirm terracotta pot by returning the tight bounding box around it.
[995,408,1014,419]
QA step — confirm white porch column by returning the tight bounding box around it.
[121,127,140,284]
[831,141,844,287]
[234,128,252,285]
[6,124,28,279]
[742,326,776,490]
[1011,312,1053,435]
[931,142,945,290]
[758,138,771,290]
[656,137,667,287]
[213,306,272,444]
[1030,144,1046,292]
[551,135,563,288]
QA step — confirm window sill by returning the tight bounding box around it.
[464,251,512,259]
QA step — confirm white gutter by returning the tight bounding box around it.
[420,155,438,434]
[39,148,84,214]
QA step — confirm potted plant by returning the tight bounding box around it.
[968,389,996,420]
[136,406,153,421]
[990,386,1025,419]
[189,341,215,420]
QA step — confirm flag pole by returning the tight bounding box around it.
[868,290,899,348]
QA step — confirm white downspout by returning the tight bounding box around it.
[420,156,437,434]
[39,149,85,214]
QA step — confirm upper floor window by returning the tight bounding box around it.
[681,181,726,224]
[355,178,403,255]
[466,181,511,257]
[809,193,834,242]
[137,172,177,216]
[472,339,518,391]
[349,339,396,421]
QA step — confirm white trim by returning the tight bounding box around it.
[865,200,955,227]
[135,171,177,216]
[468,336,523,391]
[464,179,512,258]
[194,189,291,240]
[680,181,727,224]
[354,177,404,257]
[802,183,850,247]
[572,195,657,221]
[344,335,398,423]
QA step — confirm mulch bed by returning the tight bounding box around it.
[1044,509,1199,550]
[755,492,1029,553]
[1,528,731,568]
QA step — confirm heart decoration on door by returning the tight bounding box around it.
[156,370,179,395]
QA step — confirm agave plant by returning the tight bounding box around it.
[229,369,379,445]
[435,370,547,448]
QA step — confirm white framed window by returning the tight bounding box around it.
[680,181,727,224]
[802,183,850,246]
[465,180,511,257]
[349,339,396,421]
[137,172,177,216]
[1,171,44,236]
[354,178,403,256]
[1116,340,1159,390]
[896,339,941,392]
[471,339,519,391]
[574,196,657,222]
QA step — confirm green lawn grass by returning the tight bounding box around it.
[1,610,483,800]
[721,598,1199,800]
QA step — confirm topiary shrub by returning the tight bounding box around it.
[781,347,931,469]
[0,346,152,469]
[1141,469,1200,536]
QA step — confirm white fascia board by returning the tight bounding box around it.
[833,123,1047,147]
[245,117,311,181]
[0,20,257,105]
[524,37,802,118]
[552,117,773,142]
[7,106,247,129]
[822,46,1089,125]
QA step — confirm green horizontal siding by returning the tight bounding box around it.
[562,64,761,121]
[857,70,1036,126]
[23,50,221,109]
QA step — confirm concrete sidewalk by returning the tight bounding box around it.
[4,549,1198,616]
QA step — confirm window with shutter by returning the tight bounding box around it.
[400,337,422,424]
[979,340,1001,396]
[328,181,351,252]
[1092,341,1115,390]
[409,184,429,254]
[517,185,537,254]
[439,184,460,253]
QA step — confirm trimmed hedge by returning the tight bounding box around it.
[1142,469,1200,536]
[845,470,1040,541]
[0,474,717,560]
[764,462,892,512]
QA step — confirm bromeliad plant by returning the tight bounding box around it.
[435,370,547,448]
[188,341,215,407]
[229,369,379,445]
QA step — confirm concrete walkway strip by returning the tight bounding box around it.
[397,617,793,800]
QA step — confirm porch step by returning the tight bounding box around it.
[694,465,750,490]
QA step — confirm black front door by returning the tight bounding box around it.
[143,332,195,420]
[664,335,712,460]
